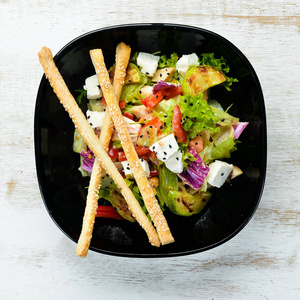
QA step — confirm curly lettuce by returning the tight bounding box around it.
[179,94,220,139]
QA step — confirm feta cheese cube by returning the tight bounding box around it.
[121,159,150,178]
[165,150,183,173]
[84,74,100,89]
[87,86,102,100]
[176,53,199,76]
[206,160,233,188]
[149,134,179,161]
[86,110,105,129]
[83,74,102,100]
[137,52,160,77]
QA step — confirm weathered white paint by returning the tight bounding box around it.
[0,0,299,299]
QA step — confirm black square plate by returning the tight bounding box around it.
[35,23,266,257]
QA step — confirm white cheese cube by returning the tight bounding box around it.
[86,110,105,129]
[137,52,160,77]
[121,159,150,178]
[87,86,102,100]
[176,53,199,76]
[206,160,233,188]
[149,134,179,161]
[84,74,100,89]
[165,150,183,173]
[84,74,102,100]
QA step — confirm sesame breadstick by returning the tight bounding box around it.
[76,42,131,257]
[38,47,161,248]
[90,49,175,245]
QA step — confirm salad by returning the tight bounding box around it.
[74,51,248,221]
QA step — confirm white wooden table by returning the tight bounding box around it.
[1,1,299,299]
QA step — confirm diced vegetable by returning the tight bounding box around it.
[96,205,125,220]
[179,148,210,190]
[118,146,152,162]
[233,122,249,139]
[172,105,187,144]
[141,82,182,109]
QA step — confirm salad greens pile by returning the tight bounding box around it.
[74,50,248,220]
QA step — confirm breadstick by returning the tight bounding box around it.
[38,47,161,249]
[90,49,175,245]
[76,42,131,257]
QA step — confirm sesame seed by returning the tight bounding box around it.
[169,144,172,148]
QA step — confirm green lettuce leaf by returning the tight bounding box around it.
[179,94,220,139]
[158,52,179,68]
[152,98,178,134]
[75,89,87,104]
[211,137,237,161]
[156,164,178,206]
[210,105,239,126]
[181,146,196,168]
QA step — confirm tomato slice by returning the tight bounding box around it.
[96,206,124,220]
[150,169,159,177]
[119,100,126,109]
[123,111,134,120]
[108,145,119,162]
[172,105,187,144]
[118,146,152,162]
[137,117,164,137]
[141,90,164,108]
[141,85,182,109]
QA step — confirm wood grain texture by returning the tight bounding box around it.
[0,0,299,299]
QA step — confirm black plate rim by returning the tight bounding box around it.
[34,23,267,258]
